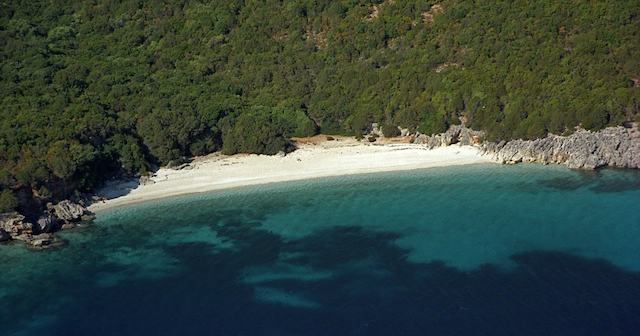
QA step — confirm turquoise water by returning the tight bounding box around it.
[1,163,639,335]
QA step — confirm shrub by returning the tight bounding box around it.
[0,189,18,213]
[381,124,401,137]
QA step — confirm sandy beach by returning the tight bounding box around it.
[88,136,492,212]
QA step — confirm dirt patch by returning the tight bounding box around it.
[422,4,444,22]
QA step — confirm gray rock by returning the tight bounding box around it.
[139,175,155,186]
[479,126,640,170]
[53,200,86,222]
[412,123,638,170]
[13,234,33,242]
[81,214,95,221]
[2,212,71,248]
[60,223,76,230]
[29,233,53,246]
[172,163,192,170]
[277,151,286,157]
[369,123,383,137]
[25,233,65,250]
[413,125,485,149]
[36,213,59,233]
[0,213,34,237]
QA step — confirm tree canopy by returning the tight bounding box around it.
[0,0,638,209]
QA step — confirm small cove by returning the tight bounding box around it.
[1,163,639,336]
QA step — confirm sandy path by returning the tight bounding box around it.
[88,139,491,212]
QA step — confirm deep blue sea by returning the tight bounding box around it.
[1,163,640,336]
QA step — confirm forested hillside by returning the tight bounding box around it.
[1,0,639,211]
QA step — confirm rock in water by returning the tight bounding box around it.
[25,233,66,250]
[53,200,86,222]
[81,214,96,221]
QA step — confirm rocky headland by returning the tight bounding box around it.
[0,199,94,250]
[479,125,639,170]
[413,123,639,170]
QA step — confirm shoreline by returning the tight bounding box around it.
[88,137,492,213]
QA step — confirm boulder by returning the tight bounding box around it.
[81,214,95,221]
[25,233,65,250]
[139,175,155,186]
[60,223,76,230]
[53,200,86,222]
[29,233,53,247]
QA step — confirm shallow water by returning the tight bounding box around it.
[1,163,639,335]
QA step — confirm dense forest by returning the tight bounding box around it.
[1,0,639,212]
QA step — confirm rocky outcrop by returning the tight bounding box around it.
[0,213,34,239]
[25,233,65,251]
[1,199,93,249]
[479,126,640,170]
[413,125,485,148]
[411,123,638,170]
[52,200,87,222]
[36,213,59,233]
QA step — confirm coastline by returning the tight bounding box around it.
[88,137,491,213]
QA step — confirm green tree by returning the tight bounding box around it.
[0,189,18,213]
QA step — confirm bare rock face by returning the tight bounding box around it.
[0,213,34,239]
[413,125,485,148]
[479,126,640,170]
[36,213,60,233]
[412,123,638,170]
[53,200,86,222]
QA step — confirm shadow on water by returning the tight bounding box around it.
[538,170,600,191]
[588,169,640,193]
[538,168,640,193]
[12,226,636,336]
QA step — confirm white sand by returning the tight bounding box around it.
[88,137,491,212]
